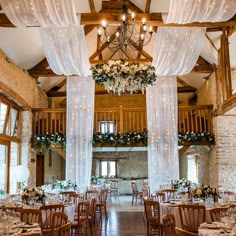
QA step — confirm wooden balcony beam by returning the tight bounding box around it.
[46,86,196,97]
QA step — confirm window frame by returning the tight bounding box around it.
[0,95,21,193]
[98,160,118,178]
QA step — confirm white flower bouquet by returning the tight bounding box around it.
[91,60,157,95]
[22,187,43,203]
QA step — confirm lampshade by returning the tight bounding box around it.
[14,165,30,182]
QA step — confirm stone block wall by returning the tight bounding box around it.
[180,146,211,185]
[212,107,236,190]
[44,150,65,185]
[92,151,148,194]
[0,50,48,187]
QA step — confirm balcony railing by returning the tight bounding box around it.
[32,105,213,136]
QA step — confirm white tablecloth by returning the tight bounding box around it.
[160,203,212,227]
[198,228,234,236]
[64,204,75,221]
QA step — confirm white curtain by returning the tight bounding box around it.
[66,76,95,189]
[40,26,90,76]
[146,76,179,193]
[152,27,206,76]
[0,0,79,27]
[166,0,236,23]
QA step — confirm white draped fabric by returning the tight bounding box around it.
[0,0,79,27]
[152,27,206,76]
[66,76,95,188]
[146,76,179,193]
[40,26,90,76]
[166,0,236,24]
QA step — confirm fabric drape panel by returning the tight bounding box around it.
[146,77,179,193]
[66,76,95,189]
[40,26,90,76]
[152,27,206,76]
[166,0,236,23]
[0,0,79,27]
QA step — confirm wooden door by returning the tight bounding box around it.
[36,154,44,187]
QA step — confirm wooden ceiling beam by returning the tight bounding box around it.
[2,13,236,28]
[28,59,214,78]
[145,0,151,13]
[88,0,96,13]
[89,31,117,62]
[47,86,196,97]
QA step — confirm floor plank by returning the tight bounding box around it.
[94,195,147,236]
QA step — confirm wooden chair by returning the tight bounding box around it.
[178,204,205,233]
[70,193,85,221]
[51,212,68,236]
[144,199,161,236]
[209,207,228,222]
[131,182,143,205]
[40,204,64,236]
[20,208,42,226]
[142,183,150,199]
[162,214,176,236]
[71,201,90,236]
[161,189,177,201]
[85,190,99,200]
[96,189,108,221]
[88,198,97,236]
[175,227,198,236]
[105,180,119,201]
[58,221,72,236]
[3,206,22,217]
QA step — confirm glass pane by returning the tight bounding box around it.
[9,142,18,194]
[0,144,7,193]
[11,109,18,137]
[0,103,8,133]
[109,161,116,176]
[101,161,107,176]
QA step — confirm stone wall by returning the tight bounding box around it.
[44,150,65,185]
[180,146,211,185]
[0,50,48,187]
[92,151,148,194]
[0,50,47,109]
[212,107,236,189]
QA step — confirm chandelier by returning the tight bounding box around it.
[97,2,153,53]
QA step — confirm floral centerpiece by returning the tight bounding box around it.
[22,187,43,203]
[55,180,76,190]
[173,178,192,190]
[91,60,157,95]
[191,184,217,199]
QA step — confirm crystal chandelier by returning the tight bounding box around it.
[97,2,153,53]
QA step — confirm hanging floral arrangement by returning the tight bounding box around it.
[91,60,157,95]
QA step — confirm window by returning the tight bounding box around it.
[187,155,198,183]
[0,96,21,193]
[98,121,116,133]
[98,160,117,177]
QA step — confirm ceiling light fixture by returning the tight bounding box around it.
[97,2,153,53]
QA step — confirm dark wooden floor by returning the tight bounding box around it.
[94,212,146,236]
[91,195,147,236]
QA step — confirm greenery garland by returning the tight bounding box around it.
[32,131,215,152]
